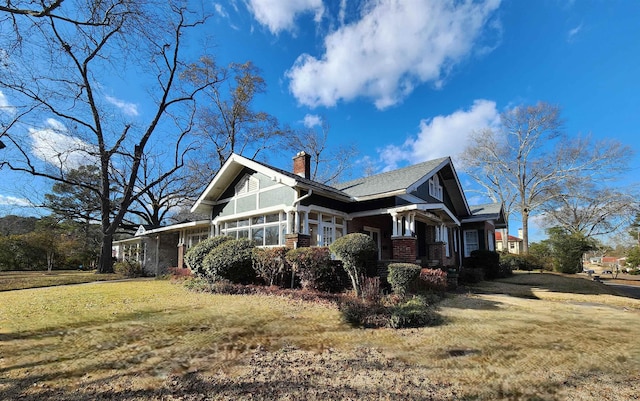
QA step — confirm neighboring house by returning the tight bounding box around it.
[495,231,524,254]
[113,152,506,276]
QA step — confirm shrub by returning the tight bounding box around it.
[329,233,377,297]
[338,295,387,328]
[182,276,211,292]
[361,276,383,304]
[458,267,484,284]
[286,247,331,290]
[114,259,144,277]
[500,253,544,272]
[166,267,192,281]
[416,268,448,293]
[184,236,232,277]
[202,238,256,284]
[387,263,421,296]
[388,296,443,329]
[466,250,502,279]
[252,247,290,286]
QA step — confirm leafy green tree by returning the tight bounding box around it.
[626,247,640,269]
[547,227,595,274]
[629,213,640,246]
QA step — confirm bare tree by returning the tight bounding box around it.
[288,117,358,184]
[540,180,639,238]
[0,1,223,272]
[183,59,291,190]
[123,153,202,228]
[461,102,632,253]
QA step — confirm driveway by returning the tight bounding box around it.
[602,281,640,299]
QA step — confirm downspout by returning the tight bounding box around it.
[291,189,313,233]
[290,189,312,289]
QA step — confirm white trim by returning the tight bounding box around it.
[463,229,479,258]
[137,220,210,236]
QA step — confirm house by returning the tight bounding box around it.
[113,152,506,276]
[495,231,524,254]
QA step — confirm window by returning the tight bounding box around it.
[235,175,259,196]
[221,212,284,246]
[308,212,344,247]
[488,231,495,251]
[186,230,209,249]
[428,174,443,201]
[464,230,479,257]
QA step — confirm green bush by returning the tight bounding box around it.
[387,263,421,296]
[465,250,502,279]
[388,296,443,329]
[500,253,544,272]
[286,247,330,290]
[202,238,256,284]
[113,259,144,277]
[329,233,377,297]
[252,247,290,286]
[184,236,232,277]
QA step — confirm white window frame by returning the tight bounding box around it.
[428,174,443,201]
[235,174,259,196]
[220,212,284,247]
[464,230,479,258]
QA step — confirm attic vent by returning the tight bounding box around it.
[236,175,259,195]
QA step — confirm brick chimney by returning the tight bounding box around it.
[293,151,311,179]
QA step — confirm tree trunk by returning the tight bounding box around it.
[502,228,508,252]
[98,232,114,273]
[522,211,529,254]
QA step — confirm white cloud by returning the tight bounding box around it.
[29,119,98,171]
[247,0,324,34]
[0,195,32,207]
[214,3,229,18]
[105,95,139,117]
[0,90,16,115]
[302,113,322,128]
[287,0,501,109]
[567,23,583,42]
[378,99,500,170]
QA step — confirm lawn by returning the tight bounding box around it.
[0,270,125,292]
[1,273,639,400]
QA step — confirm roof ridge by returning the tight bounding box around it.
[336,156,450,188]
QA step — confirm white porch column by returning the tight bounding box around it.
[294,211,301,233]
[286,211,293,234]
[409,212,416,236]
[391,212,399,237]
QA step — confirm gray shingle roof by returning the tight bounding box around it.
[334,157,449,198]
[469,202,503,218]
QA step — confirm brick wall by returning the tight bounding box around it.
[392,237,417,263]
[285,233,311,248]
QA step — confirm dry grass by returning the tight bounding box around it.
[1,274,639,400]
[0,270,124,292]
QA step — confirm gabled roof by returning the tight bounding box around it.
[495,232,523,242]
[191,153,351,214]
[334,157,449,199]
[462,202,507,229]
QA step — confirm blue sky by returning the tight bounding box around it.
[1,0,639,241]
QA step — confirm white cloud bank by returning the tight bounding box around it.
[302,113,322,128]
[378,99,500,170]
[247,0,324,34]
[29,119,98,171]
[0,195,32,207]
[287,0,501,109]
